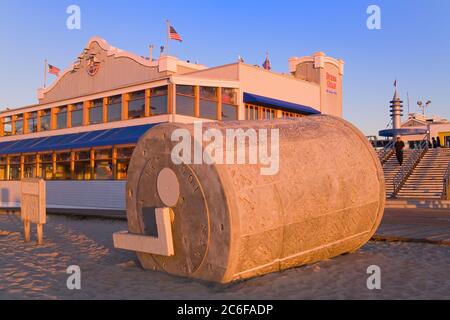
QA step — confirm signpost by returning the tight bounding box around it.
[20,178,46,245]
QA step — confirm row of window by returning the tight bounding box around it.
[1,86,238,136]
[0,146,134,181]
[244,104,304,120]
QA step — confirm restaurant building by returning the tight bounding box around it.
[0,37,344,211]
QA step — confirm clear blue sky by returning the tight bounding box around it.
[0,0,449,135]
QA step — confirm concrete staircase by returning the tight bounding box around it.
[397,148,450,199]
[382,150,415,198]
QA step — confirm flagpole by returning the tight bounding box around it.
[44,59,47,88]
[407,91,410,117]
[166,20,170,56]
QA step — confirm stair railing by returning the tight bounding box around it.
[443,162,450,200]
[392,137,429,198]
[378,140,395,165]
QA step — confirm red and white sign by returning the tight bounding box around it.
[326,72,338,95]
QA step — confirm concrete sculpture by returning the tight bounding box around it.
[114,116,385,283]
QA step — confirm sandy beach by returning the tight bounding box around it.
[1,212,449,300]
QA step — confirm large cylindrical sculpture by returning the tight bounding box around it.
[125,116,385,283]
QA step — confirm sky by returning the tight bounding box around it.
[0,0,449,136]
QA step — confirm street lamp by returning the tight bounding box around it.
[417,100,431,116]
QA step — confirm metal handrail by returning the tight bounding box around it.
[378,140,395,165]
[392,137,429,197]
[443,162,450,200]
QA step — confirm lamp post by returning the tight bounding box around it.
[417,100,431,116]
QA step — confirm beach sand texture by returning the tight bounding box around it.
[1,212,449,300]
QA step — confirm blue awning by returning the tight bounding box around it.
[243,92,320,115]
[0,124,157,155]
[379,128,428,137]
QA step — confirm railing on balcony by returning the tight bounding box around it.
[392,137,429,198]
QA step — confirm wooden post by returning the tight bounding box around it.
[217,87,222,121]
[11,115,16,135]
[52,152,57,177]
[122,93,129,121]
[70,151,75,180]
[90,149,95,179]
[83,101,90,126]
[36,154,41,178]
[112,147,118,180]
[168,84,175,114]
[194,86,200,118]
[20,155,25,180]
[145,89,151,117]
[103,98,108,123]
[6,156,10,181]
[67,105,73,128]
[51,108,57,130]
[23,113,29,134]
[23,220,30,242]
[37,110,42,132]
[36,224,44,245]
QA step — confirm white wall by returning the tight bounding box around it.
[0,181,126,210]
[239,64,321,111]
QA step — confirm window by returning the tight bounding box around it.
[8,155,21,180]
[71,103,84,127]
[40,109,51,131]
[23,154,36,178]
[55,151,71,180]
[0,157,7,180]
[245,104,276,120]
[199,87,218,120]
[40,153,53,180]
[27,112,38,133]
[150,86,168,115]
[94,149,113,180]
[221,88,238,121]
[116,146,134,180]
[260,107,276,120]
[176,85,195,116]
[89,99,103,125]
[107,95,122,122]
[282,111,303,118]
[3,117,12,136]
[128,91,146,119]
[74,150,91,180]
[56,106,68,129]
[14,115,24,135]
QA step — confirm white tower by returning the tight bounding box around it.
[390,89,403,139]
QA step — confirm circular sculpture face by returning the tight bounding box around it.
[126,116,385,283]
[135,155,210,276]
[157,168,180,207]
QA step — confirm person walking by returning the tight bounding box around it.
[436,136,441,148]
[394,136,405,166]
[432,137,437,148]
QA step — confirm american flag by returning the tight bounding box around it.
[169,26,182,42]
[48,64,61,76]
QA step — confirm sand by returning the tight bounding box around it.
[0,212,449,300]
